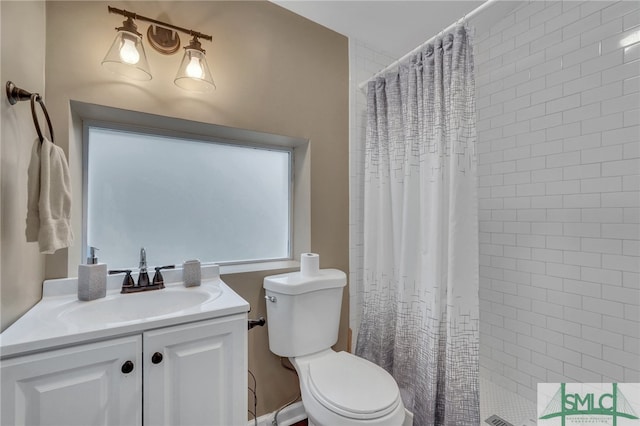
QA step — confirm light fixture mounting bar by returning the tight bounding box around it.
[107,6,212,41]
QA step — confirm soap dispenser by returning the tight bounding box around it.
[78,246,107,301]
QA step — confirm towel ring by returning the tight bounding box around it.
[30,94,54,144]
[6,81,54,144]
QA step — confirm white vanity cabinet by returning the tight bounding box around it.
[0,335,142,426]
[144,314,247,426]
[1,314,247,426]
[1,267,249,426]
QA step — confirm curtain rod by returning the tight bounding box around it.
[357,0,497,90]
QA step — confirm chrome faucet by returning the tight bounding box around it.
[138,247,150,287]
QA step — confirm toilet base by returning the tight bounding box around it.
[290,351,405,426]
[302,399,405,426]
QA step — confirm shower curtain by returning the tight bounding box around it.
[355,25,479,425]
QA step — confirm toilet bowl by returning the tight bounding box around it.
[263,262,405,426]
[290,350,405,426]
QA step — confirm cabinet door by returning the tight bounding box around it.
[143,314,247,426]
[1,335,142,426]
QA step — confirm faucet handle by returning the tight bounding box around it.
[109,269,134,292]
[152,265,175,288]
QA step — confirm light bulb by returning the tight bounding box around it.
[185,56,203,79]
[119,37,140,65]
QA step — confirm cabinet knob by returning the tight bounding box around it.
[121,360,134,374]
[151,352,163,364]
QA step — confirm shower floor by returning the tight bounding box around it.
[480,377,537,426]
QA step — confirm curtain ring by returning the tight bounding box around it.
[30,93,54,144]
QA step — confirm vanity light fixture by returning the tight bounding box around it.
[102,6,215,92]
[102,15,151,81]
[174,36,216,91]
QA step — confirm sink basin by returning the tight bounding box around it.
[0,264,251,359]
[58,286,222,325]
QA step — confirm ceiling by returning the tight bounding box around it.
[271,1,487,58]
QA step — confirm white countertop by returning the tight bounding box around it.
[0,265,250,359]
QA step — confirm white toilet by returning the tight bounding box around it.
[264,266,405,426]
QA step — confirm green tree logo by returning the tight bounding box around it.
[539,383,639,425]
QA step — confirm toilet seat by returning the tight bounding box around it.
[306,352,401,420]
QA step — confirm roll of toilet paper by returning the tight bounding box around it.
[300,253,320,276]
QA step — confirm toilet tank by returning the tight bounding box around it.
[264,269,346,357]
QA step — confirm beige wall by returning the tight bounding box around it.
[1,1,47,332]
[2,0,348,418]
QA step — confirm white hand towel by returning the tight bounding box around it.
[25,137,73,254]
[26,139,41,242]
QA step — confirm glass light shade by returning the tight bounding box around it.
[102,30,152,81]
[174,48,215,92]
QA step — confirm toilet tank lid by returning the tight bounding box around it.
[264,269,346,295]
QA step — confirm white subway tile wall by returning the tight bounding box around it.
[477,0,640,401]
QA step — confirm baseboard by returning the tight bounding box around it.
[248,401,306,426]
